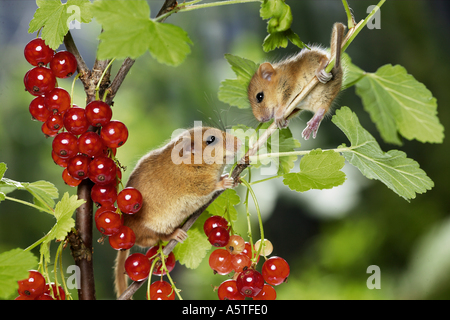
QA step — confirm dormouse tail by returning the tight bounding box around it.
[114,249,130,298]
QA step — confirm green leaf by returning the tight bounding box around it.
[283,149,346,192]
[218,54,258,109]
[259,0,305,52]
[22,181,59,213]
[332,107,434,200]
[355,64,444,145]
[206,189,240,224]
[46,193,84,242]
[92,0,192,65]
[0,249,38,299]
[341,53,365,90]
[172,214,211,269]
[29,0,92,50]
[0,163,6,180]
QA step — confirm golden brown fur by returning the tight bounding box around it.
[114,126,241,298]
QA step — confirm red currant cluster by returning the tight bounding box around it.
[124,246,177,300]
[24,38,143,251]
[204,215,290,300]
[15,270,65,300]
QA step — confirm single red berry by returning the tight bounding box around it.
[100,120,129,148]
[24,66,56,96]
[88,156,117,185]
[217,280,245,300]
[117,187,143,214]
[148,280,175,300]
[226,235,245,255]
[17,270,46,299]
[45,283,66,300]
[78,132,105,158]
[261,256,290,286]
[231,253,252,273]
[253,284,277,300]
[95,210,123,236]
[52,132,78,159]
[24,38,54,66]
[208,249,233,275]
[85,100,112,127]
[236,269,264,297]
[67,155,90,179]
[50,51,77,78]
[29,96,51,122]
[44,87,71,114]
[62,168,82,187]
[124,253,151,282]
[94,204,117,221]
[203,215,229,237]
[41,122,59,138]
[52,150,69,167]
[208,226,230,247]
[145,246,175,275]
[45,113,64,131]
[242,241,259,263]
[91,183,117,207]
[109,225,135,250]
[63,106,89,135]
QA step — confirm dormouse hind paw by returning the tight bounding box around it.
[218,174,234,190]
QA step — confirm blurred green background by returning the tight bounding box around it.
[1,0,449,300]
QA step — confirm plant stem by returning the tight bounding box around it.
[342,0,355,29]
[4,196,53,215]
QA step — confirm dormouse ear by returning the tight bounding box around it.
[258,62,275,81]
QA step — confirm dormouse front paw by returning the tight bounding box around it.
[218,174,234,190]
[275,117,289,129]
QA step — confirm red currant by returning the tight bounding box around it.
[261,256,290,286]
[242,242,259,263]
[24,38,54,66]
[230,253,251,273]
[50,51,77,78]
[45,283,66,300]
[41,122,59,137]
[236,269,264,297]
[67,155,90,180]
[208,249,232,275]
[109,225,135,250]
[63,106,90,135]
[88,156,117,185]
[203,215,228,237]
[52,150,69,167]
[100,120,129,148]
[117,187,143,214]
[145,246,175,275]
[24,66,56,96]
[94,204,116,221]
[253,284,276,300]
[95,210,123,235]
[78,132,105,158]
[85,100,112,127]
[44,87,71,114]
[52,132,78,159]
[17,270,46,299]
[226,235,245,255]
[148,280,175,300]
[45,113,64,131]
[208,226,230,247]
[217,280,245,300]
[124,253,151,282]
[91,183,117,207]
[62,168,82,187]
[29,96,51,122]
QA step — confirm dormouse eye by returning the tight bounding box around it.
[256,92,264,103]
[206,135,216,145]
